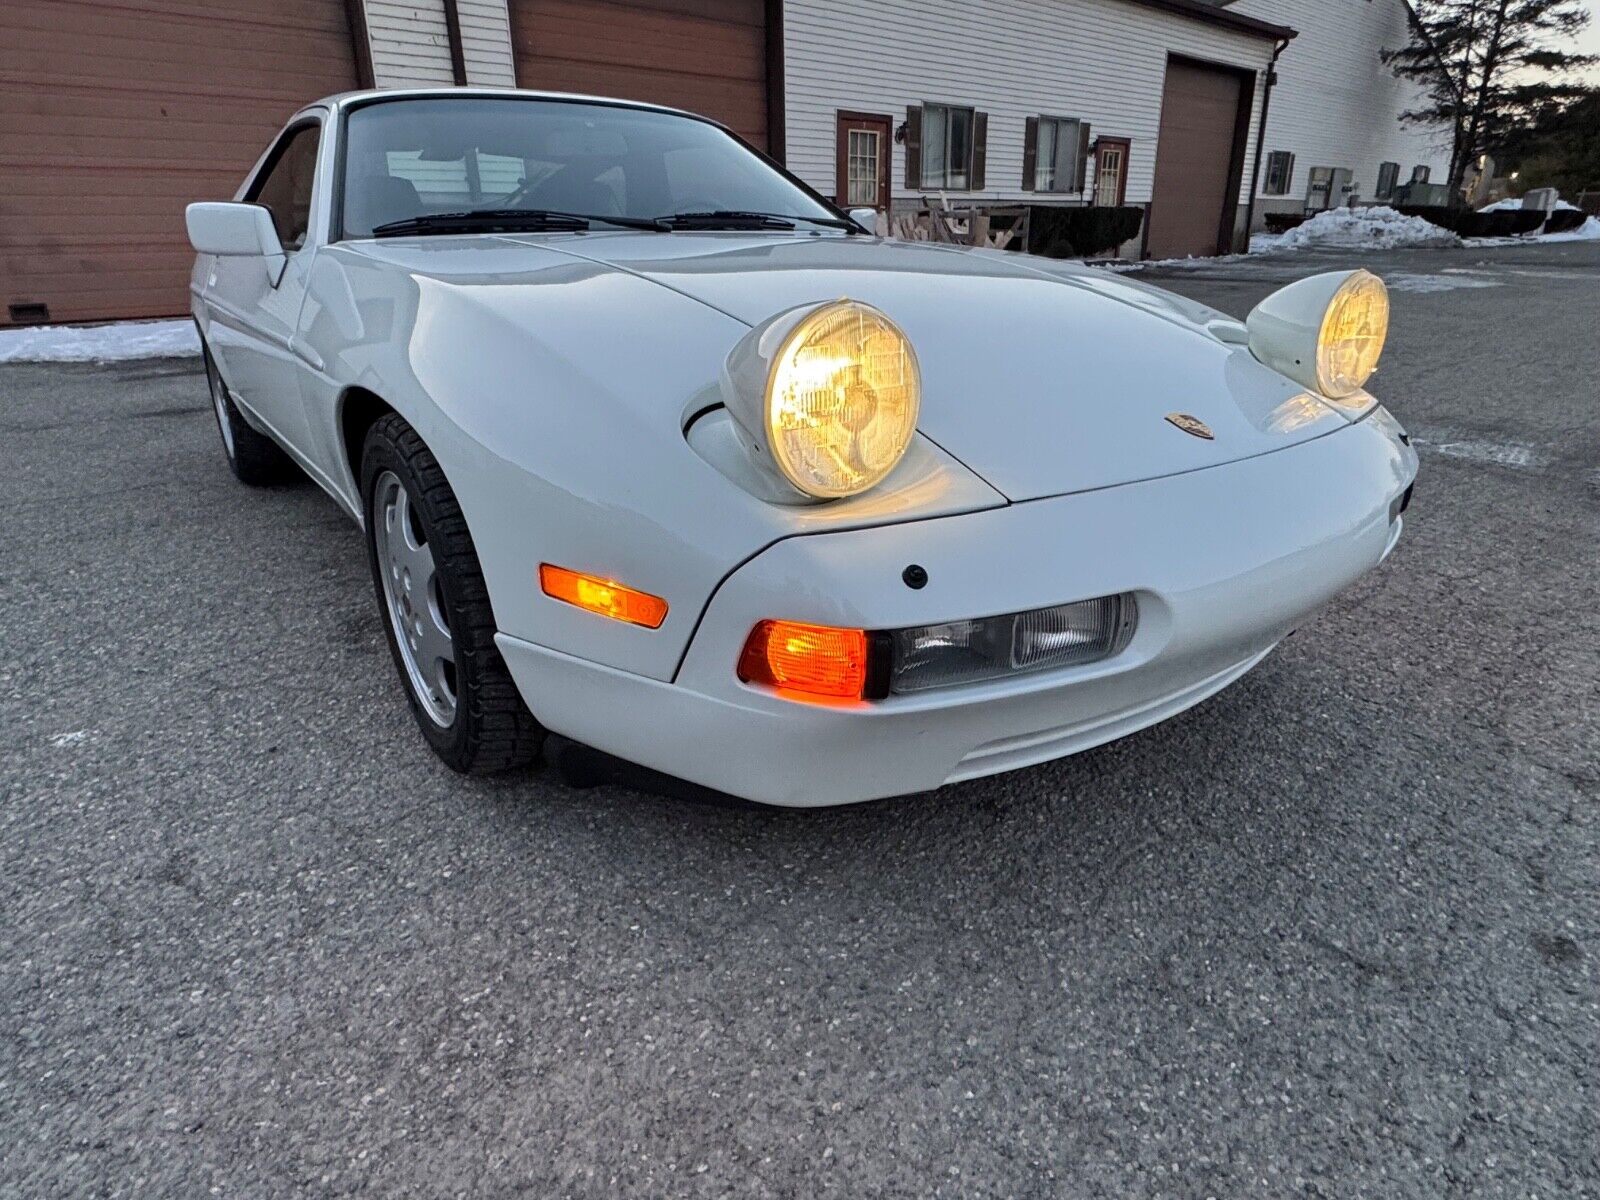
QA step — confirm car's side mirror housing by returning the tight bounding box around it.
[848,207,881,235]
[185,202,286,285]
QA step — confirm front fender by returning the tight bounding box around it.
[300,241,1003,682]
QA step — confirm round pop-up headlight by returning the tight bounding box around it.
[1247,270,1389,400]
[721,299,921,500]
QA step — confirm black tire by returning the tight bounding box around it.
[201,339,298,486]
[361,412,544,774]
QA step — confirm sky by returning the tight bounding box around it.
[1581,1,1600,84]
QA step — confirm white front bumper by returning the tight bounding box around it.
[498,413,1417,807]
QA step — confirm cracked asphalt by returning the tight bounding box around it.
[2,241,1596,1198]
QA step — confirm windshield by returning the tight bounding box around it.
[340,97,841,237]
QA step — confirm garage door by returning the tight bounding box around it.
[0,0,357,326]
[1146,57,1251,260]
[509,0,768,149]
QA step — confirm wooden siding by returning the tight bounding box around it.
[459,0,519,85]
[509,0,768,148]
[0,0,357,325]
[1227,0,1451,204]
[782,0,1275,211]
[366,0,458,85]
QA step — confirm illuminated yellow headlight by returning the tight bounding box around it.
[1317,270,1389,398]
[763,300,921,498]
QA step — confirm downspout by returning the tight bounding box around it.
[1243,35,1291,245]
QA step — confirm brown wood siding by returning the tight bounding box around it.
[508,0,767,149]
[1145,57,1250,260]
[0,0,357,325]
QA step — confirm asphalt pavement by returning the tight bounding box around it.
[2,241,1596,1198]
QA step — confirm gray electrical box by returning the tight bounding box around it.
[1521,188,1558,213]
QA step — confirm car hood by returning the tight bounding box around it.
[371,232,1352,502]
[533,232,1350,502]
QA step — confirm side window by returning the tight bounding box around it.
[247,124,321,251]
[918,103,979,190]
[1029,116,1085,193]
[1375,161,1400,200]
[1264,151,1294,196]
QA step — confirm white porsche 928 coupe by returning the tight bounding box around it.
[186,88,1416,807]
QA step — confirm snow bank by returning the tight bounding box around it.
[0,319,199,364]
[1537,215,1600,243]
[1274,205,1461,251]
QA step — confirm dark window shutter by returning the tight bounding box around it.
[904,107,922,190]
[1286,153,1296,192]
[971,111,987,190]
[1022,116,1038,190]
[1077,122,1092,193]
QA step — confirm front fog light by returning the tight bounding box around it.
[889,594,1137,694]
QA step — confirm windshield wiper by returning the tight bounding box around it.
[370,209,669,238]
[656,210,858,232]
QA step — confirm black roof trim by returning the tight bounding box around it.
[1128,0,1296,42]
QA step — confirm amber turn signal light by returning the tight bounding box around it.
[540,564,667,629]
[738,619,879,703]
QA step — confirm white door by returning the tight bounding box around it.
[202,119,323,457]
[1094,143,1124,207]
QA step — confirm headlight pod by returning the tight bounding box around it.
[721,299,921,500]
[1246,270,1389,400]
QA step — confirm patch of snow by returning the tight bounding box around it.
[1102,252,1257,273]
[1479,197,1581,213]
[1385,273,1502,294]
[0,319,200,364]
[1535,215,1600,243]
[49,730,91,748]
[1411,434,1546,469]
[1274,206,1462,252]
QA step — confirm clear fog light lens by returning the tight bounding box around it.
[889,594,1137,694]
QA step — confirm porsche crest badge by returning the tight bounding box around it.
[1165,412,1215,440]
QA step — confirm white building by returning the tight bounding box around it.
[1221,0,1453,219]
[781,0,1290,259]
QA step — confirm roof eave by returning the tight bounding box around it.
[1124,0,1296,42]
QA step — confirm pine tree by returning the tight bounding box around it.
[1383,0,1596,197]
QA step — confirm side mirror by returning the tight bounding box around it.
[186,202,286,285]
[848,207,881,235]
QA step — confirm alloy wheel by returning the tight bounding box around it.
[372,469,458,727]
[204,350,236,459]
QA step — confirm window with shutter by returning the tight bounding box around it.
[918,102,978,190]
[1375,161,1400,200]
[1032,116,1084,193]
[1264,150,1294,196]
